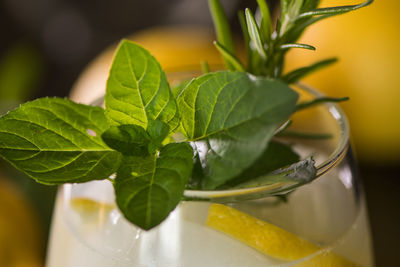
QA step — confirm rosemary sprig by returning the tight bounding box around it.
[209,0,374,81]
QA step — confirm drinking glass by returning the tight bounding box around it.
[46,80,374,267]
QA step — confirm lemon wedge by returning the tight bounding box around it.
[70,197,114,220]
[206,203,358,266]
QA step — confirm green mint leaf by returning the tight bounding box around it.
[105,40,179,131]
[101,120,170,156]
[177,71,298,189]
[232,157,317,190]
[101,124,151,156]
[220,141,300,188]
[147,119,170,153]
[114,142,193,230]
[0,98,121,185]
[177,71,298,139]
[283,58,337,84]
[208,0,236,69]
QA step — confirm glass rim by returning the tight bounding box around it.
[183,82,350,200]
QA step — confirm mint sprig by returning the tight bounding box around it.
[0,0,373,230]
[0,41,299,229]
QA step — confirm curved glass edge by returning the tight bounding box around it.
[184,83,350,201]
[298,83,350,178]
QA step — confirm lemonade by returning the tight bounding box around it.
[46,152,374,266]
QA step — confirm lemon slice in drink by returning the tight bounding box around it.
[70,198,115,223]
[206,204,358,266]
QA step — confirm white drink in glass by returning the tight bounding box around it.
[46,167,373,266]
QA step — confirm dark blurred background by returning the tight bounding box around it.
[0,0,398,266]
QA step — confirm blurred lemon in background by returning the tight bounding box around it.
[0,175,43,267]
[70,26,223,104]
[285,0,400,164]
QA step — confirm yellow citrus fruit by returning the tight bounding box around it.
[206,203,356,266]
[70,26,224,104]
[70,197,114,223]
[0,175,43,266]
[285,0,400,164]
